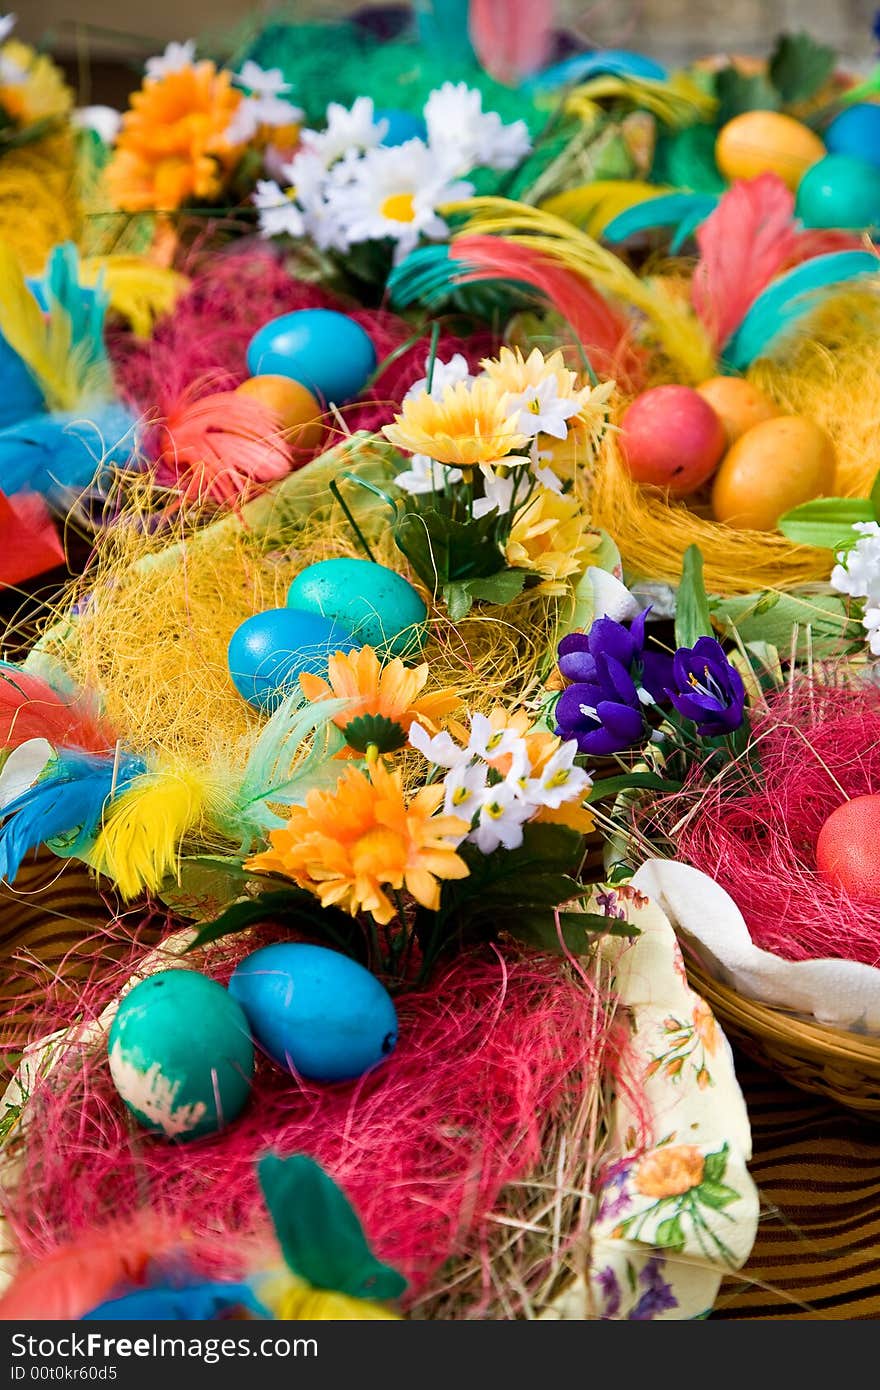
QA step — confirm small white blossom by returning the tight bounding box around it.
[520,741,592,810]
[252,180,305,239]
[395,453,462,495]
[145,40,196,80]
[470,781,531,853]
[423,82,531,174]
[235,61,293,98]
[510,376,581,440]
[302,96,387,167]
[405,353,471,402]
[0,14,16,44]
[831,521,880,661]
[467,714,523,763]
[409,723,469,769]
[72,105,122,143]
[443,760,488,822]
[865,605,880,656]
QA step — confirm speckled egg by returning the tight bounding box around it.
[795,153,880,230]
[824,104,880,170]
[107,970,254,1141]
[286,558,428,659]
[246,309,377,406]
[228,943,398,1083]
[228,607,357,711]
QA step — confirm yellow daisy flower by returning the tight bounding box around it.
[505,489,596,594]
[382,377,528,468]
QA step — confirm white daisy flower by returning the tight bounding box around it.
[302,96,387,167]
[470,781,531,853]
[145,39,196,80]
[831,522,880,599]
[395,453,463,495]
[252,180,304,239]
[284,150,350,252]
[336,140,473,262]
[235,61,293,97]
[72,105,122,144]
[423,82,531,174]
[405,353,471,402]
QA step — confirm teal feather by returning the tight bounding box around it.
[722,250,880,370]
[603,192,719,245]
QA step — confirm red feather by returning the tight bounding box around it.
[0,667,116,754]
[450,235,645,388]
[785,227,865,267]
[0,490,64,589]
[691,174,800,350]
[468,0,554,84]
[156,391,294,507]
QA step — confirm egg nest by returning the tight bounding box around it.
[589,288,880,596]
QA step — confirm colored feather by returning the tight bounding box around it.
[79,256,190,339]
[83,1282,270,1321]
[414,0,475,67]
[0,402,138,499]
[524,49,667,93]
[87,765,213,900]
[603,191,719,246]
[691,174,800,351]
[565,72,717,129]
[0,664,117,753]
[468,0,554,84]
[223,692,347,851]
[449,234,644,384]
[0,488,64,586]
[158,391,294,507]
[0,748,143,884]
[541,180,673,239]
[446,197,715,382]
[723,249,880,370]
[0,242,110,412]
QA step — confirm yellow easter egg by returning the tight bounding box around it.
[696,376,781,446]
[235,375,325,453]
[715,112,825,191]
[711,415,837,531]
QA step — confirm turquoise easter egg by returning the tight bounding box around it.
[228,943,398,1083]
[246,310,377,406]
[795,153,880,229]
[228,607,357,712]
[286,558,428,659]
[107,970,254,1141]
[375,109,427,147]
[825,104,880,170]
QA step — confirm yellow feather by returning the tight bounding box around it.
[541,180,671,238]
[80,257,190,339]
[270,1285,399,1321]
[448,197,715,383]
[0,241,78,410]
[565,71,717,128]
[88,764,211,900]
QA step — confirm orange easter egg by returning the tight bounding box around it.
[711,415,836,531]
[696,376,781,446]
[235,375,325,452]
[816,796,880,901]
[715,111,825,191]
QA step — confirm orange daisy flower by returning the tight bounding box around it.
[245,760,469,925]
[300,646,459,755]
[106,62,244,213]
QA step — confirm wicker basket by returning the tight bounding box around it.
[683,950,880,1119]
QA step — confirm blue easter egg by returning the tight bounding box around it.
[229,943,398,1083]
[107,970,254,1141]
[376,109,428,147]
[795,153,880,229]
[286,557,428,659]
[228,607,357,712]
[825,104,880,170]
[246,310,377,406]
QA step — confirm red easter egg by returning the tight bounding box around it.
[619,385,726,497]
[816,795,880,901]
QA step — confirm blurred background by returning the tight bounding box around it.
[19,1,880,73]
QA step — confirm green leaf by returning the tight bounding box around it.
[697,1180,740,1211]
[506,908,639,954]
[443,581,473,621]
[259,1154,407,1300]
[588,772,682,801]
[394,503,506,588]
[701,1145,729,1184]
[187,888,367,960]
[714,67,781,125]
[870,471,880,521]
[158,855,279,922]
[769,32,835,105]
[675,544,713,648]
[655,1215,686,1251]
[711,589,862,660]
[464,569,527,605]
[434,823,587,936]
[777,496,875,549]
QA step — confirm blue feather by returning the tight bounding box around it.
[0,749,145,883]
[722,250,880,370]
[603,192,719,245]
[29,243,110,385]
[388,245,459,308]
[82,1282,270,1321]
[0,402,138,499]
[525,49,667,93]
[413,0,474,67]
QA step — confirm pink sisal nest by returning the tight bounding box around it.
[2,923,627,1310]
[662,681,880,967]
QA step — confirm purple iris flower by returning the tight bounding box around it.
[666,636,745,737]
[554,609,673,756]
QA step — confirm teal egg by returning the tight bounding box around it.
[825,104,880,170]
[228,943,398,1083]
[228,607,357,711]
[245,309,376,406]
[107,970,254,1141]
[286,558,428,659]
[795,153,880,230]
